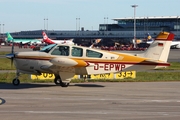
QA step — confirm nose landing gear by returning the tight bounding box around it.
[12,71,20,86]
[12,78,20,86]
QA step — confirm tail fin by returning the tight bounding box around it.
[94,39,102,44]
[146,33,153,44]
[42,31,49,40]
[42,31,55,44]
[140,31,174,62]
[147,33,152,40]
[89,39,102,48]
[6,32,14,42]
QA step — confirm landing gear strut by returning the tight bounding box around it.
[12,71,20,86]
[54,75,69,87]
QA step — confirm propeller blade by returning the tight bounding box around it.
[11,38,15,66]
[11,57,13,67]
[5,53,15,67]
[11,41,14,54]
[5,38,15,67]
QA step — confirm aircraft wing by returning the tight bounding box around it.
[171,42,178,46]
[50,57,89,67]
[170,41,180,48]
[171,43,178,47]
[49,57,92,75]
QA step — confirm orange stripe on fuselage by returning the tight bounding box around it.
[71,59,88,67]
[15,54,170,67]
[84,61,170,66]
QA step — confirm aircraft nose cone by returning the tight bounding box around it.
[6,53,15,59]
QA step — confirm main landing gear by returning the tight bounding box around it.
[11,71,69,87]
[54,75,69,87]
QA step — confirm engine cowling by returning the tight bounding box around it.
[50,57,88,67]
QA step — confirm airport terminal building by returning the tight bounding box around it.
[1,16,180,46]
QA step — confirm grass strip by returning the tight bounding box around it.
[0,72,180,84]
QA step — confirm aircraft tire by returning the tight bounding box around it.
[54,76,61,85]
[54,75,70,87]
[12,78,20,86]
[60,82,69,87]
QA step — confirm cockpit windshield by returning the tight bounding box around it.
[40,44,57,53]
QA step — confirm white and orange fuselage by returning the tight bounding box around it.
[10,31,174,83]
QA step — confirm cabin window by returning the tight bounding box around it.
[71,47,83,57]
[51,46,69,56]
[86,49,103,58]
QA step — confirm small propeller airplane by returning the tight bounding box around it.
[6,31,174,87]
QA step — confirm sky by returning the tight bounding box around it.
[0,0,180,33]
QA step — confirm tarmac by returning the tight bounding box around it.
[0,82,180,120]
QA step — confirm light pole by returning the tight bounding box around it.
[2,24,4,39]
[76,18,80,30]
[0,24,1,37]
[104,17,108,35]
[44,18,48,31]
[46,18,48,32]
[2,24,4,33]
[44,18,45,30]
[131,4,138,48]
[79,18,81,35]
[104,17,108,30]
[76,18,80,35]
[76,18,77,31]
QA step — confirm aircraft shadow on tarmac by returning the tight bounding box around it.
[0,83,105,89]
[0,83,55,89]
[73,83,105,87]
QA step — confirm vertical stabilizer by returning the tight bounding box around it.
[6,33,14,42]
[42,31,48,40]
[42,31,55,44]
[140,32,174,62]
[146,33,154,44]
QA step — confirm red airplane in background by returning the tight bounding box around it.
[42,31,74,45]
